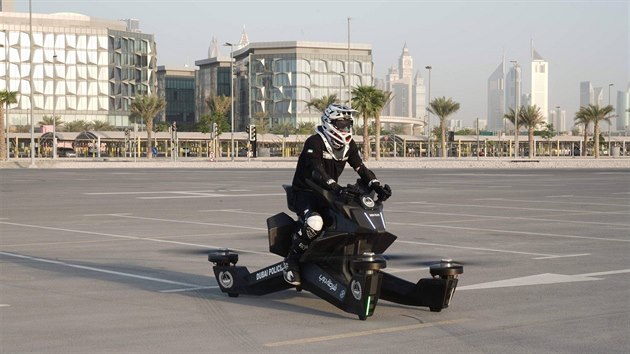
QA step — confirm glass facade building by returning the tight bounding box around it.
[0,11,156,128]
[194,57,232,119]
[196,41,373,131]
[157,66,196,124]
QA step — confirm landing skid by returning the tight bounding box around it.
[209,250,462,320]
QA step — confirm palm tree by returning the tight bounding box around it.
[38,115,64,130]
[306,94,339,113]
[130,94,167,159]
[252,111,270,134]
[517,105,546,158]
[573,112,591,157]
[352,86,379,160]
[428,96,460,157]
[0,90,19,160]
[63,120,91,132]
[575,104,614,158]
[373,90,393,160]
[504,107,525,156]
[206,95,232,120]
[91,120,115,131]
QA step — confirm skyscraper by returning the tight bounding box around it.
[505,64,522,112]
[487,59,505,132]
[530,44,549,124]
[580,81,594,108]
[384,44,426,132]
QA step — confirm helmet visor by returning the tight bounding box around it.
[332,118,353,132]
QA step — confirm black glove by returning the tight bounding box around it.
[325,179,343,194]
[342,184,362,203]
[372,182,392,202]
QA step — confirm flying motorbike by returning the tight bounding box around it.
[208,179,463,320]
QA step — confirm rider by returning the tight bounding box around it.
[283,103,392,286]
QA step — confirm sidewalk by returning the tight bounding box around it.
[1,156,629,169]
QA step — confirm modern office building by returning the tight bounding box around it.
[194,37,237,120]
[549,107,566,133]
[530,45,549,124]
[156,66,196,125]
[487,59,505,132]
[384,44,426,129]
[593,87,604,106]
[196,40,373,131]
[580,81,594,108]
[505,63,522,129]
[0,10,157,128]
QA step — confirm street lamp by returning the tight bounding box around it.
[29,0,35,167]
[52,53,57,159]
[347,17,351,103]
[1,39,9,160]
[425,65,432,157]
[224,42,235,161]
[510,60,519,158]
[608,83,614,155]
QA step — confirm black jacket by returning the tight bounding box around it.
[292,128,377,192]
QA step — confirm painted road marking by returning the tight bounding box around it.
[264,318,472,347]
[84,189,249,195]
[395,240,587,258]
[389,221,629,243]
[0,220,272,256]
[392,201,628,215]
[388,209,630,228]
[458,269,630,291]
[103,214,267,231]
[0,251,203,288]
[159,286,219,293]
[138,193,285,200]
[198,209,271,215]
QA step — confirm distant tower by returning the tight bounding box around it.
[530,42,549,124]
[399,43,413,80]
[208,36,219,58]
[580,81,594,108]
[487,57,505,132]
[616,86,630,131]
[593,87,604,106]
[383,44,426,134]
[413,71,426,123]
[237,26,249,50]
[505,64,521,112]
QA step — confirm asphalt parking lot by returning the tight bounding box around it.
[1,168,629,353]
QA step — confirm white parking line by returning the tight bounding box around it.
[198,209,273,215]
[395,240,578,258]
[0,251,203,288]
[0,220,272,256]
[388,209,630,228]
[139,193,285,200]
[389,221,629,243]
[106,214,267,231]
[159,286,219,293]
[392,201,628,215]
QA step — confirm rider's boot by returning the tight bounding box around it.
[283,246,302,286]
[283,213,323,286]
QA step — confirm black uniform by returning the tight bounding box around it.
[291,127,377,218]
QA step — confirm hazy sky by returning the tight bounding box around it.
[14,0,629,126]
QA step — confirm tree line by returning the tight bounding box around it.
[0,87,622,161]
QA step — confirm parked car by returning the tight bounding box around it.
[58,147,77,157]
